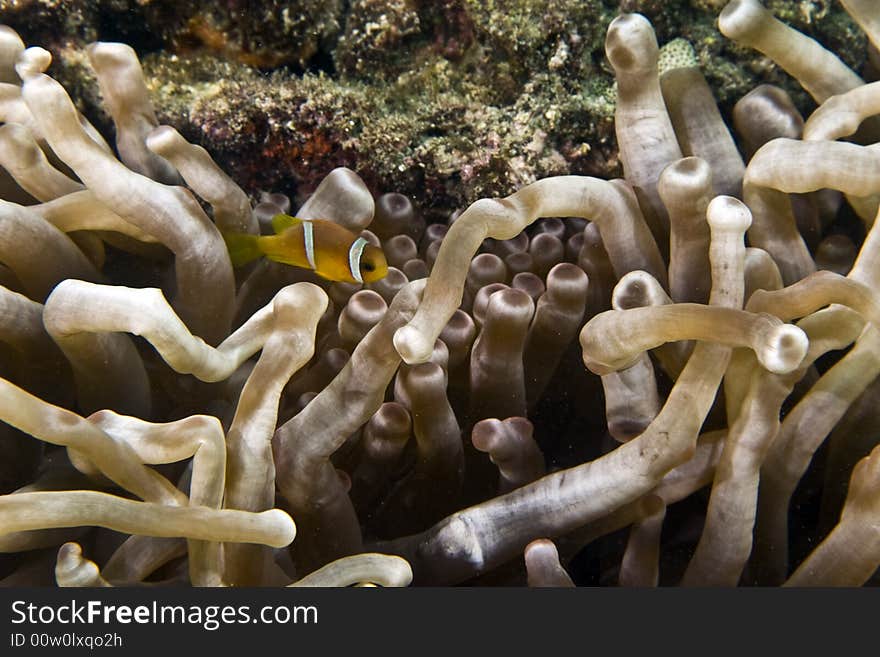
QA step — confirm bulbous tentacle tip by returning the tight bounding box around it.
[86,41,138,65]
[263,509,297,548]
[605,13,658,74]
[659,157,713,197]
[718,0,767,40]
[15,46,50,80]
[707,195,753,233]
[144,124,181,152]
[759,324,809,374]
[393,324,433,365]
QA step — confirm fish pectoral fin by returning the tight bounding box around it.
[271,213,303,234]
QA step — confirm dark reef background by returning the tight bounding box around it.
[1,0,878,588]
[0,0,868,220]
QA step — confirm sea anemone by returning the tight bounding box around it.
[1,0,879,587]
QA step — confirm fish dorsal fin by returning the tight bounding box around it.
[271,213,303,234]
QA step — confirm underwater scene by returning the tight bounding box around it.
[0,0,878,587]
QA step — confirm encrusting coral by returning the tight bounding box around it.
[2,0,864,216]
[1,0,880,587]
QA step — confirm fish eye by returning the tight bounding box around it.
[361,262,375,272]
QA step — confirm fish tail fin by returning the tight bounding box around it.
[221,231,263,267]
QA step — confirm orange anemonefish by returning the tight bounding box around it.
[222,213,389,284]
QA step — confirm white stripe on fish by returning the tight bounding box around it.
[302,220,317,270]
[348,236,369,283]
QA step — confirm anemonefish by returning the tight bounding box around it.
[222,213,388,284]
